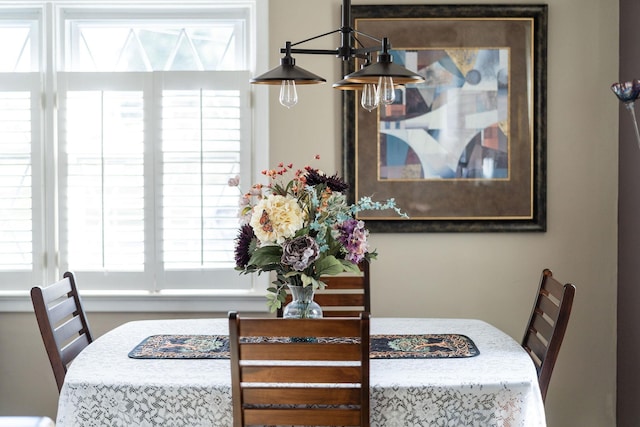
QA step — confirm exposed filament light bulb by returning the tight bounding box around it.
[378,76,396,105]
[360,83,379,112]
[279,80,298,108]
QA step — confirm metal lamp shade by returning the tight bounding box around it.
[333,77,404,90]
[332,78,365,90]
[250,61,326,85]
[345,60,423,84]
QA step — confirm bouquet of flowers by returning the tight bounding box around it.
[230,155,406,312]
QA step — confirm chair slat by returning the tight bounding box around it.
[524,346,543,372]
[48,298,78,326]
[53,315,84,346]
[542,275,564,301]
[241,365,363,383]
[530,311,554,339]
[321,275,366,289]
[537,294,560,320]
[40,278,72,303]
[60,334,91,366]
[322,310,365,317]
[240,343,362,360]
[524,329,548,362]
[314,293,365,307]
[244,408,361,426]
[242,387,361,405]
[238,318,361,337]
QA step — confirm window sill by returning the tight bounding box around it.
[0,290,271,313]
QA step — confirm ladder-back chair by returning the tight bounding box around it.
[522,268,576,402]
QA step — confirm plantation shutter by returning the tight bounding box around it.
[57,71,253,291]
[155,71,253,290]
[0,73,43,288]
[57,72,150,290]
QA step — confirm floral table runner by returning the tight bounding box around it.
[128,333,479,359]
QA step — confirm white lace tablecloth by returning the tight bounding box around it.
[56,317,546,426]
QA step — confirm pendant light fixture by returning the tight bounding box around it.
[250,0,424,110]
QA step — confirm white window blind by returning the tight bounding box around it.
[156,72,253,291]
[58,71,253,291]
[0,12,44,288]
[0,2,268,308]
[64,90,145,272]
[160,90,241,270]
[0,75,42,286]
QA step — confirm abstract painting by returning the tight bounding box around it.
[343,5,547,232]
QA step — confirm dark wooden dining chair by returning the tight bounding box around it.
[276,261,370,317]
[30,271,93,392]
[228,311,370,427]
[521,268,576,402]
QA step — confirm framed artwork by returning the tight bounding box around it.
[342,4,547,232]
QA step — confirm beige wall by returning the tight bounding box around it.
[0,0,619,425]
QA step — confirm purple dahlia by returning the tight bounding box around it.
[305,168,349,192]
[234,224,255,268]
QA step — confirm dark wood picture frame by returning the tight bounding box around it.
[342,4,547,232]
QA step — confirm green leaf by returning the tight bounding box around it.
[248,245,283,266]
[265,292,280,312]
[340,260,362,273]
[314,255,346,276]
[283,271,300,278]
[301,273,313,287]
[309,276,325,290]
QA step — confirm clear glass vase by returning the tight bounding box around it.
[283,284,323,319]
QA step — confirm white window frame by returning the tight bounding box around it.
[0,0,270,312]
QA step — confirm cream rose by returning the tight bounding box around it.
[250,194,304,244]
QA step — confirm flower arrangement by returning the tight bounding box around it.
[230,155,406,312]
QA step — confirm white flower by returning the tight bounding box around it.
[250,194,304,244]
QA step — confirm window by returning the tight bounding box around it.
[0,1,269,311]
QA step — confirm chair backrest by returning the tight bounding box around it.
[30,271,93,392]
[276,261,370,317]
[521,268,575,402]
[229,311,370,427]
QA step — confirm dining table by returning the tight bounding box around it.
[55,317,546,426]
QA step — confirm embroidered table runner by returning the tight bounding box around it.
[128,334,479,359]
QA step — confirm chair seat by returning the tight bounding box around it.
[0,417,55,427]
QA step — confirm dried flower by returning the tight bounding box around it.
[234,224,256,269]
[335,218,369,264]
[249,195,305,244]
[281,235,320,270]
[229,157,407,312]
[305,168,349,192]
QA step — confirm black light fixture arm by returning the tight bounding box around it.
[277,0,385,61]
[250,0,424,109]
